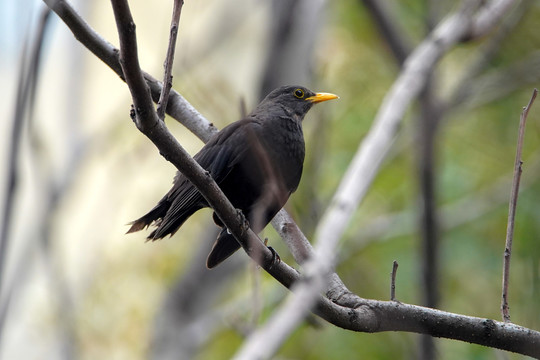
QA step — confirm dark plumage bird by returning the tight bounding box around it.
[128,85,338,268]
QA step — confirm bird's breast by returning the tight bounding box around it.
[261,119,305,191]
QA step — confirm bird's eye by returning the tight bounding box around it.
[294,88,305,98]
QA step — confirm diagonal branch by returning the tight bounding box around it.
[312,0,516,282]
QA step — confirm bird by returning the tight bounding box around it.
[127,85,338,268]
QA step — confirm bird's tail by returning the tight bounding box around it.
[127,194,203,241]
[206,228,241,268]
[126,195,171,235]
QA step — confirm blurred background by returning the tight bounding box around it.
[1,0,540,359]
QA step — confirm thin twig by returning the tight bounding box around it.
[501,88,537,322]
[156,0,184,120]
[391,260,398,301]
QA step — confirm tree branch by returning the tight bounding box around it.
[156,0,184,120]
[316,296,540,358]
[501,88,537,322]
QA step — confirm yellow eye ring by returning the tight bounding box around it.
[294,88,304,98]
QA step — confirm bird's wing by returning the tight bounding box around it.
[194,118,260,183]
[154,119,260,237]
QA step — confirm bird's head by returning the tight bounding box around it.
[257,85,338,120]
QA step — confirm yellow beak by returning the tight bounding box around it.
[306,92,339,103]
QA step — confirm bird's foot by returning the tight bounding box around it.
[267,246,281,267]
[236,209,250,234]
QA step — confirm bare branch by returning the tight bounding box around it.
[315,296,540,358]
[417,79,441,360]
[501,88,537,322]
[156,0,184,120]
[391,260,398,301]
[110,0,159,130]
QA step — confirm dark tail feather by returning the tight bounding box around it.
[127,198,171,234]
[206,228,241,268]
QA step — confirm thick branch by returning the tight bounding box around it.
[316,297,540,358]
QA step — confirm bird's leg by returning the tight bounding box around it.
[267,246,281,267]
[263,237,281,267]
[214,210,249,235]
